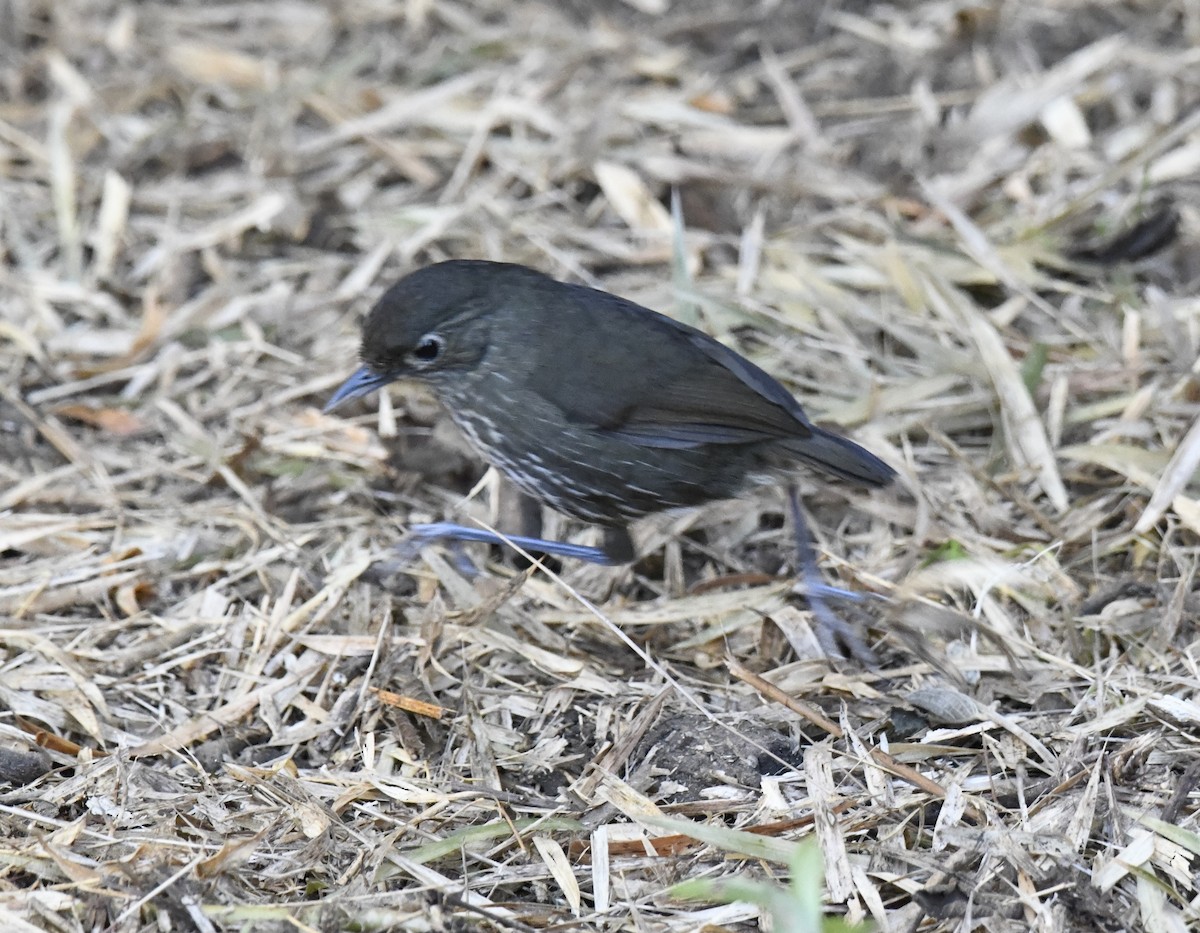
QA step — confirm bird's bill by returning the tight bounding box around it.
[324,366,394,413]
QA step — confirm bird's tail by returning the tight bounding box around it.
[781,427,896,488]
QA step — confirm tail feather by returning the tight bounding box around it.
[783,428,896,488]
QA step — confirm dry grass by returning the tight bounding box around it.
[3,1,1200,930]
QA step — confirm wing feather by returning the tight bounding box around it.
[528,284,813,448]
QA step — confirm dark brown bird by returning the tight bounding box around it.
[326,259,894,566]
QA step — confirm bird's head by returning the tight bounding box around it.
[324,260,517,411]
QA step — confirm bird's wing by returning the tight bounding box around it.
[521,285,813,449]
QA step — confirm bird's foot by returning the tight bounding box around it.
[391,531,481,578]
[792,580,878,666]
[407,522,628,565]
[786,485,883,666]
[794,580,885,604]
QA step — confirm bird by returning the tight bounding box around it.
[325,259,894,575]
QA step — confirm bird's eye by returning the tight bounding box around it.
[411,334,444,365]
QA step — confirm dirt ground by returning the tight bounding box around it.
[3,1,1200,930]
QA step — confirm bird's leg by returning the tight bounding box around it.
[406,522,632,566]
[785,487,878,603]
[502,484,544,540]
[785,485,877,663]
[601,526,636,564]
